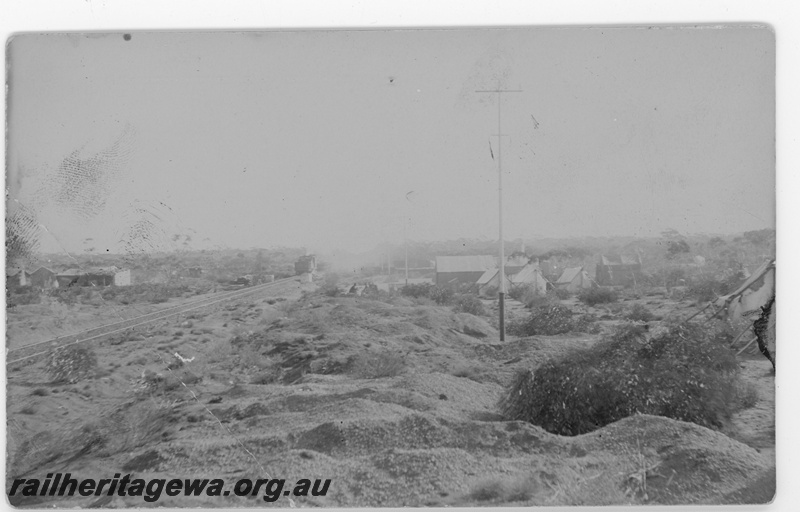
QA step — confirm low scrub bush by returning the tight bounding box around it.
[430,286,454,305]
[7,286,41,307]
[626,304,656,322]
[51,286,82,306]
[350,351,406,379]
[507,304,575,336]
[46,346,98,384]
[500,321,742,435]
[686,277,723,303]
[509,285,564,307]
[522,292,555,310]
[507,286,527,302]
[452,294,486,316]
[572,313,601,334]
[548,287,571,300]
[578,287,618,306]
[401,283,435,298]
[401,283,453,305]
[320,273,341,297]
[686,271,747,303]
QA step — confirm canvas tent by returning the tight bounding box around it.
[713,259,775,325]
[477,264,548,297]
[706,259,776,368]
[555,267,593,293]
[510,265,548,295]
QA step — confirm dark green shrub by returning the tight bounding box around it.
[401,283,453,305]
[430,286,454,305]
[572,313,601,333]
[452,294,486,316]
[578,287,618,306]
[100,287,118,300]
[507,304,575,336]
[401,283,436,298]
[52,286,82,305]
[320,273,341,297]
[687,271,746,303]
[626,304,655,322]
[523,293,553,310]
[507,286,526,302]
[548,287,571,300]
[686,277,724,302]
[499,321,742,435]
[7,286,41,306]
[46,346,98,384]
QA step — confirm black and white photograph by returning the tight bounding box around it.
[4,3,791,509]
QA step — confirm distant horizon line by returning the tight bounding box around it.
[21,228,775,259]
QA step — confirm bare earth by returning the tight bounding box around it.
[5,282,775,507]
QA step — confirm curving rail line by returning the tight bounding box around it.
[6,276,299,366]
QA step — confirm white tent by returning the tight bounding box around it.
[711,259,775,368]
[554,266,592,293]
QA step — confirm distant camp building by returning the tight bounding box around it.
[55,267,132,288]
[294,255,317,275]
[595,255,643,287]
[29,267,57,289]
[435,255,496,290]
[555,266,593,293]
[5,268,30,288]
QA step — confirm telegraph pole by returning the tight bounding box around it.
[404,190,415,287]
[476,85,522,342]
[404,218,409,286]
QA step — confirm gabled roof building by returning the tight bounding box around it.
[435,255,496,290]
[595,254,642,287]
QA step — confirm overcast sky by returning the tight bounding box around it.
[7,26,774,254]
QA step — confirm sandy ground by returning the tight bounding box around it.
[5,282,775,507]
[6,295,205,350]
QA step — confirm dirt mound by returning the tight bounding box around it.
[575,415,773,504]
[6,283,774,508]
[454,313,497,338]
[395,372,504,417]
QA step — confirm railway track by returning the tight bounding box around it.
[6,276,300,366]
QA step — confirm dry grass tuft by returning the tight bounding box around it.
[45,346,98,384]
[467,475,540,503]
[350,350,406,379]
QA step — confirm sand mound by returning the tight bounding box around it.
[7,286,774,508]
